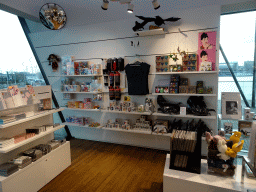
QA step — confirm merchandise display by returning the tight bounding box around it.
[155,75,213,94]
[125,62,150,95]
[155,55,169,72]
[105,116,152,131]
[169,119,202,174]
[206,131,244,176]
[66,98,101,109]
[66,116,90,126]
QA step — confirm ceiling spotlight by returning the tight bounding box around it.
[101,0,109,10]
[152,0,160,10]
[127,3,134,13]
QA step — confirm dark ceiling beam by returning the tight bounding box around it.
[0,3,40,23]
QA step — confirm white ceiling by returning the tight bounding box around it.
[0,0,251,27]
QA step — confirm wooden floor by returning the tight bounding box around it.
[39,139,168,192]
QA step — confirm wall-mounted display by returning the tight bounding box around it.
[198,31,217,71]
[221,92,242,120]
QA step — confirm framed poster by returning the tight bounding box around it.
[221,92,242,120]
[197,31,217,71]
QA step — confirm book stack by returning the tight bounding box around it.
[11,156,32,169]
[0,163,19,177]
[0,138,14,148]
[170,130,197,169]
[0,116,16,125]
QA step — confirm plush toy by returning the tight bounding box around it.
[217,140,230,161]
[225,131,244,158]
[205,131,226,143]
[226,131,241,144]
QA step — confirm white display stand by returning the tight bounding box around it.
[0,142,71,192]
[163,154,256,192]
[0,85,71,192]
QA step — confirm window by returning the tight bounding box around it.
[0,10,45,89]
[219,11,256,153]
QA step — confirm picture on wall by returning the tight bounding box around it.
[197,31,217,71]
[221,92,242,120]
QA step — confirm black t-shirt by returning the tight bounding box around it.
[125,62,150,95]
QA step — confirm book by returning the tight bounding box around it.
[2,91,15,109]
[7,85,24,107]
[26,85,40,104]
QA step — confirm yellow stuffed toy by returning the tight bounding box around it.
[225,131,244,158]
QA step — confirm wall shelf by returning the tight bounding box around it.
[101,110,151,115]
[135,28,165,36]
[63,107,101,112]
[102,127,152,135]
[0,125,65,153]
[152,112,216,119]
[152,93,217,97]
[63,74,102,77]
[0,108,64,129]
[61,91,102,94]
[152,71,218,75]
[64,123,102,129]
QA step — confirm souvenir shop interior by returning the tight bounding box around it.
[0,0,256,192]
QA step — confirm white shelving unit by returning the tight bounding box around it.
[101,109,152,115]
[64,123,102,129]
[0,108,64,129]
[61,91,102,94]
[152,71,218,75]
[135,28,165,37]
[102,127,152,135]
[152,112,216,119]
[0,86,71,192]
[152,93,217,97]
[63,74,102,77]
[64,107,101,112]
[0,125,65,153]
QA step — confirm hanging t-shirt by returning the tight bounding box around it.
[125,62,150,95]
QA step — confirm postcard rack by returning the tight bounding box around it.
[169,127,202,174]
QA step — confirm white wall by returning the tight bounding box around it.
[26,4,221,154]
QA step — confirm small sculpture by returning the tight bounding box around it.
[47,54,61,72]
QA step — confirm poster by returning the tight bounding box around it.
[197,31,217,71]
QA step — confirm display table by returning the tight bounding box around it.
[163,154,256,192]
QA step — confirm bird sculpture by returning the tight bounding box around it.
[133,15,180,31]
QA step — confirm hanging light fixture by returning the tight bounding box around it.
[102,0,160,12]
[152,0,160,10]
[127,3,134,13]
[101,0,109,10]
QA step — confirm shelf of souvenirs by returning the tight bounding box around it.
[60,91,102,94]
[48,74,102,77]
[152,112,217,119]
[152,71,218,75]
[152,93,217,97]
[0,124,65,153]
[218,114,255,122]
[64,123,206,139]
[0,108,64,129]
[63,107,101,112]
[64,123,102,129]
[101,109,152,115]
